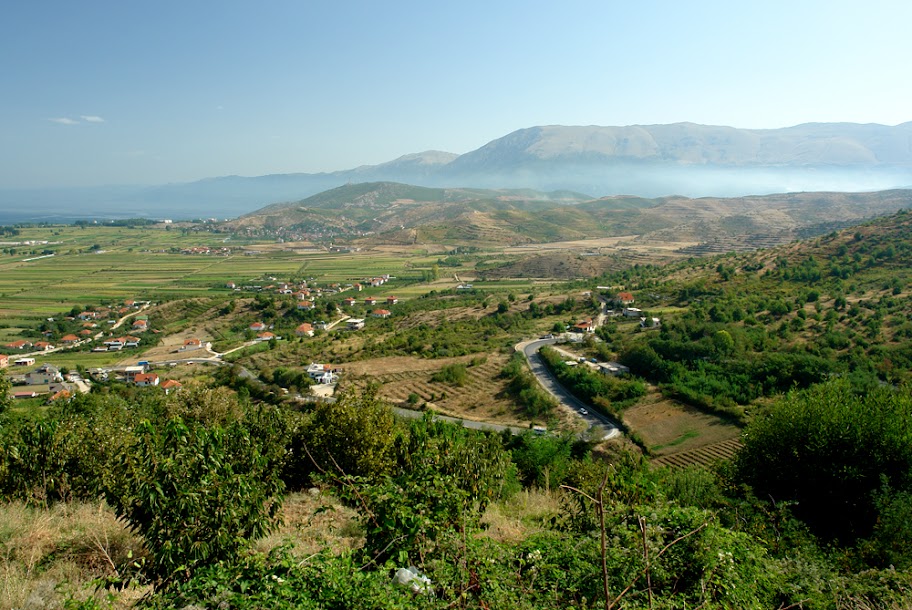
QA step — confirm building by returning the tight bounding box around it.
[386,296,398,305]
[181,338,203,351]
[343,297,357,307]
[364,297,377,306]
[622,307,643,318]
[640,317,661,329]
[26,364,63,385]
[297,300,315,311]
[256,331,277,342]
[347,318,365,331]
[295,323,314,337]
[0,355,8,368]
[61,334,80,344]
[615,292,635,306]
[33,341,54,351]
[14,357,36,367]
[249,322,267,331]
[134,373,160,387]
[161,379,182,394]
[5,340,33,350]
[372,309,391,319]
[306,363,338,384]
[598,362,630,376]
[573,318,595,333]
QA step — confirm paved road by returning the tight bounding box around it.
[517,338,621,440]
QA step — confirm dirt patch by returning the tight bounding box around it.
[622,389,741,456]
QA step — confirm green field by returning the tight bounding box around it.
[0,225,548,342]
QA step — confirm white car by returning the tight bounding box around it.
[579,408,588,415]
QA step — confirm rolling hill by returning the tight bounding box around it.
[224,182,912,251]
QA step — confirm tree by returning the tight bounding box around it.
[0,369,10,416]
[106,417,284,584]
[735,380,912,547]
[292,388,395,485]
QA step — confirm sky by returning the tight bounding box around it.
[2,0,911,188]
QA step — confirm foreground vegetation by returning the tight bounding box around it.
[2,378,912,608]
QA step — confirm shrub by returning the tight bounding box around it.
[105,418,284,584]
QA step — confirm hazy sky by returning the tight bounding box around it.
[2,0,910,188]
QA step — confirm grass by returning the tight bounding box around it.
[0,501,146,610]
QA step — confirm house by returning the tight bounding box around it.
[13,390,38,399]
[343,297,357,307]
[598,362,630,376]
[14,357,36,366]
[103,338,124,349]
[256,331,277,342]
[5,340,33,350]
[372,309,391,319]
[124,299,136,308]
[573,318,595,333]
[132,319,148,331]
[353,283,363,292]
[306,363,337,384]
[295,323,315,337]
[161,379,182,394]
[226,282,236,289]
[297,300,315,311]
[314,320,329,330]
[456,284,473,290]
[26,364,63,385]
[615,292,635,306]
[34,341,54,351]
[77,311,97,321]
[48,389,73,403]
[82,321,98,329]
[364,297,377,305]
[79,330,94,337]
[123,336,141,347]
[386,296,398,305]
[181,338,203,351]
[134,373,160,387]
[61,334,80,344]
[639,317,661,329]
[249,322,267,331]
[122,366,146,381]
[347,318,365,330]
[0,355,8,368]
[622,307,643,318]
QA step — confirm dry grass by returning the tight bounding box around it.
[0,501,146,610]
[480,490,562,544]
[255,491,364,558]
[622,387,741,457]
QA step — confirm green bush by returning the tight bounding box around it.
[105,417,284,584]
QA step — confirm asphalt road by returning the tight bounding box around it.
[518,338,621,440]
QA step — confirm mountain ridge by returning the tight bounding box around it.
[2,121,911,222]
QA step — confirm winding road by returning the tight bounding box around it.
[517,338,621,440]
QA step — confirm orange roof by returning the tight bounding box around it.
[161,379,182,389]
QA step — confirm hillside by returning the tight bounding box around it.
[225,182,912,250]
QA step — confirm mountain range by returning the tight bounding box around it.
[3,121,911,223]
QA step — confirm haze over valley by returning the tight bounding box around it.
[3,121,912,223]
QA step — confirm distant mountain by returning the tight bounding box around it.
[2,122,911,222]
[227,181,912,249]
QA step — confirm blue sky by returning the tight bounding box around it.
[2,0,910,188]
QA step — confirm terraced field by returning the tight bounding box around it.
[651,438,743,469]
[342,353,538,427]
